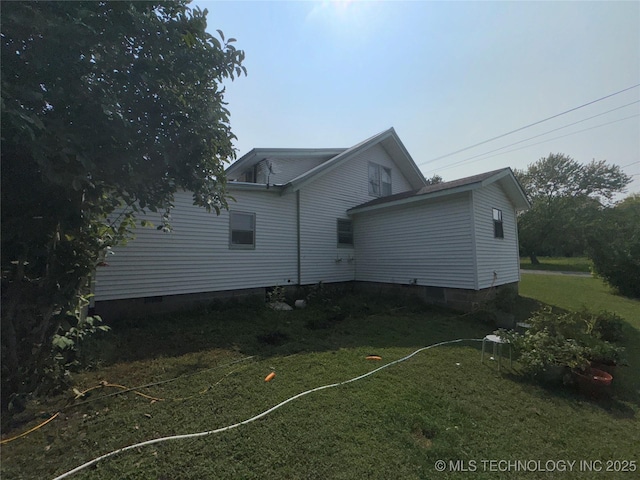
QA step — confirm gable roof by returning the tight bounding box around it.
[348,167,530,214]
[282,128,427,193]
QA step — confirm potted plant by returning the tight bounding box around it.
[497,328,590,383]
[573,366,613,397]
[584,340,626,375]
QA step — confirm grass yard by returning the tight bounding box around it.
[520,256,592,273]
[1,283,638,480]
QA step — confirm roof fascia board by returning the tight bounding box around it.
[228,182,284,193]
[226,148,345,175]
[349,183,477,216]
[284,128,426,194]
[380,133,427,189]
[480,168,530,210]
[479,168,511,187]
[283,130,395,193]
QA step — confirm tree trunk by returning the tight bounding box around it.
[530,253,540,265]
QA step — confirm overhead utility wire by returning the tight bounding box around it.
[424,114,640,175]
[619,161,640,169]
[422,102,639,173]
[420,83,640,166]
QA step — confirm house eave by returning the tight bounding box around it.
[349,184,476,215]
[228,181,284,192]
[283,127,427,194]
[225,148,345,179]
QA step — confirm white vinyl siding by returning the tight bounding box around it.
[93,189,297,301]
[299,144,413,285]
[473,184,520,288]
[353,193,476,289]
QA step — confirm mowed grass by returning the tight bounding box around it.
[520,256,592,273]
[2,284,639,480]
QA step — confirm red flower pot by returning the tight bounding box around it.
[574,367,613,397]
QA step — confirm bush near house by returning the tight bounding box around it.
[497,308,626,380]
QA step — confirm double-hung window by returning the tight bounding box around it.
[337,219,354,247]
[230,212,256,249]
[368,163,392,197]
[493,208,504,239]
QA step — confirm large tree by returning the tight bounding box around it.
[515,153,631,262]
[1,1,246,405]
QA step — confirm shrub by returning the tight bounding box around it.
[590,311,625,343]
[497,307,626,379]
[498,327,589,377]
[587,196,640,298]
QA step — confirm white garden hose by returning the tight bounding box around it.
[52,338,482,480]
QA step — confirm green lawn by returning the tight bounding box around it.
[1,283,638,480]
[520,274,639,325]
[520,256,592,273]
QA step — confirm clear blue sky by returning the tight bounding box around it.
[193,0,640,195]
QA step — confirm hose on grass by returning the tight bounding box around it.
[0,356,254,446]
[0,413,60,445]
[52,338,483,480]
[67,355,255,409]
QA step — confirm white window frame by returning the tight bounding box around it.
[368,162,392,197]
[337,218,354,247]
[493,208,504,239]
[229,211,256,249]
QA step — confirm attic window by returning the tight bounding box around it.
[493,208,504,239]
[368,163,392,197]
[239,166,256,183]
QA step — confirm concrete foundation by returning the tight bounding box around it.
[92,281,519,320]
[92,287,266,321]
[354,281,519,312]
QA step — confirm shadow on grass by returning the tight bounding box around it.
[77,290,637,420]
[500,368,637,420]
[90,291,491,366]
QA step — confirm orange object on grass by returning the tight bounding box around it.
[264,372,276,382]
[366,355,382,361]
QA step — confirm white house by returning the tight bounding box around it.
[92,128,529,317]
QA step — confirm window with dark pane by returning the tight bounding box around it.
[230,212,255,248]
[493,208,504,239]
[337,219,353,246]
[381,167,392,195]
[368,162,380,196]
[368,162,392,197]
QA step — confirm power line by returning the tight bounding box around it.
[420,83,640,166]
[422,102,640,173]
[620,161,640,169]
[424,114,640,175]
[424,101,640,173]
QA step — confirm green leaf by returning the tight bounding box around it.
[52,336,74,350]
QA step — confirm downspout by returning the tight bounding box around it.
[296,190,301,286]
[469,190,479,290]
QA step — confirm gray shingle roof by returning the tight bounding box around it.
[349,168,511,211]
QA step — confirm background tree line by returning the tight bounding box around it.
[514,153,638,298]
